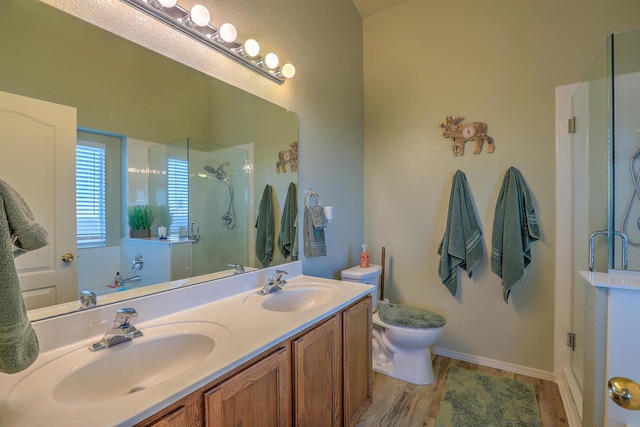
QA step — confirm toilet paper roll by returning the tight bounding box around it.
[323,206,333,223]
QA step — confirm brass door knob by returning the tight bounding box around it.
[608,377,640,410]
[61,253,75,263]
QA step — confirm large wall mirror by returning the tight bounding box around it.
[0,0,298,321]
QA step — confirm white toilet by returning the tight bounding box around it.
[341,264,445,385]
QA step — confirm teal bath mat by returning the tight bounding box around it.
[435,366,542,427]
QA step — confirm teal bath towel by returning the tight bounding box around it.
[278,182,298,261]
[438,170,483,296]
[255,184,274,267]
[491,167,540,303]
[0,179,49,374]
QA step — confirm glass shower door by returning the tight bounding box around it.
[570,40,610,399]
[612,29,640,271]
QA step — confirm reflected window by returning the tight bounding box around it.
[76,142,106,248]
[167,158,188,236]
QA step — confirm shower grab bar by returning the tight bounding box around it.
[589,229,628,272]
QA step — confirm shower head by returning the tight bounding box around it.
[204,162,229,180]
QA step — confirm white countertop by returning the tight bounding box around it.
[580,270,640,290]
[0,262,374,427]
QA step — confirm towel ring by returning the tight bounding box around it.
[305,189,321,208]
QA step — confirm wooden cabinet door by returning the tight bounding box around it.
[343,297,372,426]
[293,315,342,427]
[204,347,291,427]
[147,406,189,427]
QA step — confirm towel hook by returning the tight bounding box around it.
[304,189,321,208]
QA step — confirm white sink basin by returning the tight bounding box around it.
[9,321,230,409]
[246,283,340,312]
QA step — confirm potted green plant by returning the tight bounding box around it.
[127,204,157,238]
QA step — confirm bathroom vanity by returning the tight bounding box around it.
[0,261,374,427]
[137,296,371,426]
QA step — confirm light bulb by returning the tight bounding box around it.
[264,52,279,69]
[243,39,260,57]
[218,23,237,43]
[150,0,177,8]
[281,63,295,79]
[189,4,210,27]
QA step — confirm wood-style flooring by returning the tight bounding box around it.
[356,355,569,427]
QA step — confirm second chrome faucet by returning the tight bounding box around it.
[259,270,288,295]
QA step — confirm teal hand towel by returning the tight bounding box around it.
[491,167,540,303]
[0,179,49,374]
[278,182,298,261]
[255,184,274,267]
[303,206,326,257]
[308,206,327,228]
[437,170,483,296]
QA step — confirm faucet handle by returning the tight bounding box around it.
[115,308,138,328]
[271,270,288,282]
[228,264,245,274]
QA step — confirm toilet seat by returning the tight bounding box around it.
[377,303,446,329]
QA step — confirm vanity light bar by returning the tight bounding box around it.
[121,0,293,85]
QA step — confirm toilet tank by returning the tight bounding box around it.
[341,264,382,309]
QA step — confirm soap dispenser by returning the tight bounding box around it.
[360,244,370,268]
[114,272,123,287]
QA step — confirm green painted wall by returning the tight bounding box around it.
[363,0,640,372]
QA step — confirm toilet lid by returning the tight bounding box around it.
[378,303,446,329]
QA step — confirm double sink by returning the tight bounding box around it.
[7,276,346,421]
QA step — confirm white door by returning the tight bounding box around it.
[0,90,77,309]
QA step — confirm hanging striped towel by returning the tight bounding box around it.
[437,170,483,296]
[278,182,298,260]
[0,179,49,374]
[491,167,540,303]
[255,184,274,267]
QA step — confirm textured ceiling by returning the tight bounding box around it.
[351,0,410,18]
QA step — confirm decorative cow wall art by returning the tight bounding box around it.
[440,116,494,157]
[276,141,298,173]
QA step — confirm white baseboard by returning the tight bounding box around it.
[558,368,582,427]
[432,346,555,381]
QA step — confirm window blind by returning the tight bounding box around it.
[76,143,106,248]
[167,158,188,236]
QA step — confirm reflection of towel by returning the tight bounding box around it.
[255,185,274,267]
[278,182,298,261]
[303,206,326,257]
[308,206,327,228]
[437,170,483,296]
[0,179,49,374]
[491,167,540,303]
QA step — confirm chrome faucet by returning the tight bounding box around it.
[228,263,245,274]
[89,308,143,352]
[79,290,97,309]
[131,253,144,271]
[121,275,142,284]
[259,270,288,295]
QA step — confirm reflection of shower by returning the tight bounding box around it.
[620,147,640,246]
[204,163,236,229]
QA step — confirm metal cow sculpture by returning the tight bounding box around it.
[440,116,494,156]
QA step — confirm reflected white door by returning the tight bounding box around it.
[0,90,77,308]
